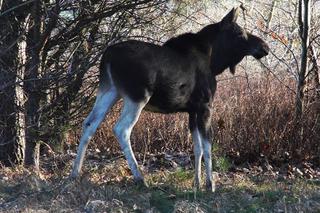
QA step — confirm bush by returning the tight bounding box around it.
[68,72,320,166]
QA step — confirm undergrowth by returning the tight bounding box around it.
[68,72,320,166]
[0,157,319,212]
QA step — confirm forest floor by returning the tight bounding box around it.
[0,152,319,213]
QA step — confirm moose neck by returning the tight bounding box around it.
[197,23,243,76]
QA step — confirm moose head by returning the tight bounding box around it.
[209,7,269,74]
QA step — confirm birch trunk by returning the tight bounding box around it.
[296,0,311,119]
[0,0,26,165]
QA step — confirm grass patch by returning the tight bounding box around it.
[0,158,319,212]
[214,156,232,172]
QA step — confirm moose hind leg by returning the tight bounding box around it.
[113,96,149,185]
[189,113,203,190]
[71,88,119,178]
[197,106,215,192]
[203,138,215,192]
[192,127,203,190]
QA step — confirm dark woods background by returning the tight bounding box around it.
[0,0,319,172]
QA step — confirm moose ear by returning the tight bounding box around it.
[221,7,240,25]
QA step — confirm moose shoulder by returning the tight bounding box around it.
[70,7,269,192]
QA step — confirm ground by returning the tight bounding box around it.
[0,152,319,213]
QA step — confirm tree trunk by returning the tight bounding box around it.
[295,0,311,119]
[308,45,320,122]
[14,16,29,164]
[24,0,42,169]
[310,46,320,103]
[0,0,26,165]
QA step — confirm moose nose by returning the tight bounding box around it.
[261,43,269,56]
[253,43,269,59]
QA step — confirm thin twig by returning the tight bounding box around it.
[0,0,36,17]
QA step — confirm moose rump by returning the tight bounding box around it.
[70,7,269,192]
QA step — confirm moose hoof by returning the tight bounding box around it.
[134,178,149,189]
[69,170,80,180]
[205,181,216,193]
[194,179,201,192]
[194,184,201,192]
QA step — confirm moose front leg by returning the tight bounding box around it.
[197,105,215,192]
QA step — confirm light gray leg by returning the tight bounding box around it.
[202,137,215,192]
[192,127,203,190]
[113,96,149,184]
[70,88,119,178]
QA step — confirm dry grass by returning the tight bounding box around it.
[212,75,319,165]
[70,72,319,167]
[5,72,317,212]
[0,155,319,212]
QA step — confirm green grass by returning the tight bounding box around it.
[214,156,232,172]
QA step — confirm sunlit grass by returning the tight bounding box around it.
[1,157,319,212]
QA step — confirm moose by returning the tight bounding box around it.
[70,7,269,192]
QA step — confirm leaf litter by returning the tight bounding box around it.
[0,152,319,212]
